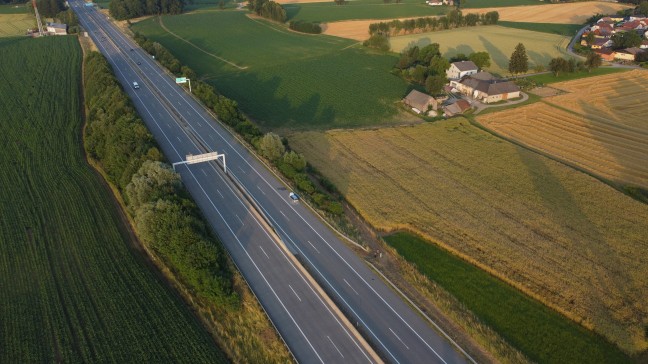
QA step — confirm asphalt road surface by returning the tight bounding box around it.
[71,4,471,363]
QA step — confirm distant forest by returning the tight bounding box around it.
[109,0,184,20]
[0,0,26,4]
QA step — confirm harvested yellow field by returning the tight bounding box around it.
[0,13,33,37]
[474,1,633,24]
[289,119,648,354]
[323,19,383,41]
[478,70,648,189]
[548,69,648,130]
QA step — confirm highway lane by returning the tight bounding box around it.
[73,4,379,363]
[74,4,471,363]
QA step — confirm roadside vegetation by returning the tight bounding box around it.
[0,36,228,363]
[385,232,631,363]
[289,118,648,356]
[83,50,292,363]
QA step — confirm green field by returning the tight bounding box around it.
[0,36,228,363]
[526,67,629,85]
[0,3,32,37]
[385,232,630,363]
[285,0,449,23]
[459,0,545,8]
[133,11,418,129]
[390,25,572,76]
[498,21,582,36]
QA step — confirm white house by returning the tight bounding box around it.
[446,61,478,80]
[46,22,67,35]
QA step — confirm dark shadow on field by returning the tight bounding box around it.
[515,129,643,356]
[206,72,337,130]
[445,44,475,58]
[284,4,301,21]
[478,35,510,75]
[526,50,553,69]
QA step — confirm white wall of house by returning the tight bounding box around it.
[446,64,477,79]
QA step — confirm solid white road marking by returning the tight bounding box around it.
[289,284,302,302]
[259,245,270,259]
[390,328,410,350]
[307,240,320,254]
[328,336,345,358]
[344,278,359,296]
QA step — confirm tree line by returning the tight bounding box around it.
[109,0,184,20]
[83,51,238,309]
[248,0,286,23]
[369,10,499,37]
[133,32,345,216]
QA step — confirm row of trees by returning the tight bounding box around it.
[83,52,238,308]
[368,10,499,36]
[37,0,65,18]
[289,20,321,34]
[547,54,602,76]
[109,0,184,20]
[132,32,344,216]
[248,0,286,23]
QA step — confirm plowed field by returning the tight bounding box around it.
[289,118,648,354]
[478,70,648,189]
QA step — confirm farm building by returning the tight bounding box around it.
[590,38,612,50]
[446,61,478,80]
[595,48,616,61]
[426,0,453,5]
[614,47,644,61]
[443,99,471,117]
[402,90,437,113]
[46,22,67,35]
[641,40,648,49]
[450,72,520,104]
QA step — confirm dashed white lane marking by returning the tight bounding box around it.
[307,240,320,254]
[389,328,410,350]
[238,165,246,174]
[202,169,208,176]
[327,336,345,358]
[176,136,181,142]
[259,245,270,259]
[344,278,359,296]
[257,185,266,195]
[216,189,224,198]
[235,214,244,225]
[289,284,302,302]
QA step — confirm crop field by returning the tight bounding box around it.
[284,0,449,23]
[473,1,633,24]
[0,36,228,363]
[478,70,648,190]
[0,4,32,37]
[133,12,419,129]
[390,25,571,76]
[497,21,582,36]
[385,232,629,363]
[289,118,648,355]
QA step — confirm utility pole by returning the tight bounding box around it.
[32,0,45,37]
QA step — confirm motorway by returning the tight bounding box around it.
[72,3,470,363]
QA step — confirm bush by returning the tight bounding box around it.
[363,34,390,52]
[289,21,321,34]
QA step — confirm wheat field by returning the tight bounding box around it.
[289,119,648,354]
[478,70,648,189]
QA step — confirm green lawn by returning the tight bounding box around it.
[0,36,228,363]
[526,67,630,85]
[385,232,630,364]
[133,11,417,129]
[498,21,582,36]
[0,2,28,13]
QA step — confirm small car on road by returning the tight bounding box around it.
[289,192,299,202]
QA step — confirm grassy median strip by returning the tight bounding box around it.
[384,232,630,364]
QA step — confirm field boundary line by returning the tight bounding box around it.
[157,16,248,70]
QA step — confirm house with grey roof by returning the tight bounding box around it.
[46,22,67,35]
[446,61,478,80]
[402,89,438,113]
[450,72,521,104]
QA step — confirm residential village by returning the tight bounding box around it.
[583,15,648,61]
[403,60,521,117]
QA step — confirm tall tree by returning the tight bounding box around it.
[508,43,528,76]
[611,31,642,49]
[425,75,447,95]
[468,51,490,69]
[584,52,602,72]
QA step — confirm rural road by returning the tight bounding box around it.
[72,3,471,363]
